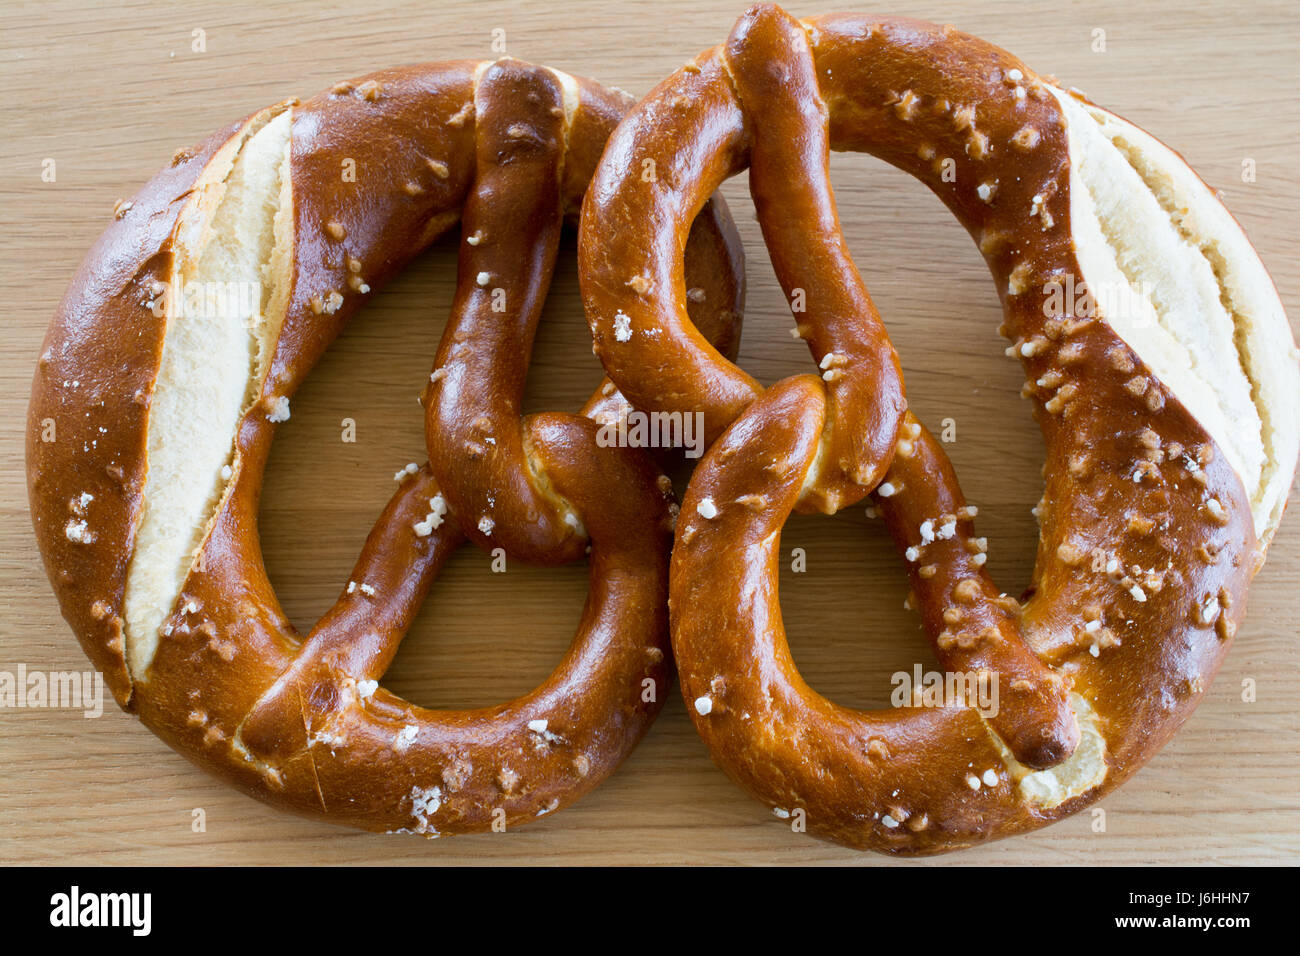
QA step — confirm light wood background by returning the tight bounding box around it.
[2,0,1297,866]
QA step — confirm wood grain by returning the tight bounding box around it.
[1,0,1297,865]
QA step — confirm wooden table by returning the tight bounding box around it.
[2,0,1296,865]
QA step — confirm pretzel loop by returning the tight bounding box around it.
[674,377,1077,769]
[425,61,586,563]
[237,415,675,832]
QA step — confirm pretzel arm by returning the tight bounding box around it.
[238,466,462,762]
[581,193,747,429]
[872,413,1077,768]
[581,56,760,448]
[724,6,906,512]
[426,60,581,565]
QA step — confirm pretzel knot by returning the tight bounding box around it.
[28,58,743,835]
[580,4,1296,853]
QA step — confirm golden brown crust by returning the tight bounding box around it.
[581,4,1270,853]
[27,58,744,835]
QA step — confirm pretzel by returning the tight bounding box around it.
[26,58,744,835]
[580,4,1300,853]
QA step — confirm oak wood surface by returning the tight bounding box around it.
[1,0,1296,865]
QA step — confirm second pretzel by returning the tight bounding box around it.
[579,4,1299,853]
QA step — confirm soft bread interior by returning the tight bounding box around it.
[1051,87,1299,544]
[545,66,580,159]
[123,109,294,679]
[989,693,1108,809]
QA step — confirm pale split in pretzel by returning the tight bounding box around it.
[579,4,1300,853]
[26,59,744,834]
